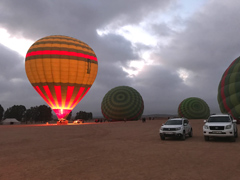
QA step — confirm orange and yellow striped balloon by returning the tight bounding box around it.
[25,35,98,119]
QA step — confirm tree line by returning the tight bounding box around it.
[0,104,93,123]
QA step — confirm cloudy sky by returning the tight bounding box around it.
[0,0,239,117]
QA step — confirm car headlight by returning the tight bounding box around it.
[226,124,232,129]
[204,125,209,129]
[160,127,163,130]
[176,127,181,130]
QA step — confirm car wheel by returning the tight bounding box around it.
[204,136,209,141]
[160,134,165,140]
[181,132,186,140]
[230,136,236,142]
[235,130,238,138]
[188,129,193,137]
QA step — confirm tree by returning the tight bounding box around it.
[0,104,4,121]
[37,105,52,122]
[75,111,92,120]
[4,105,26,121]
[23,105,52,123]
[23,108,32,124]
[23,106,38,124]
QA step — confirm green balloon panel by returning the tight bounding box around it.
[218,56,240,119]
[178,97,210,119]
[101,86,144,120]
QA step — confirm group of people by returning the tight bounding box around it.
[142,117,154,123]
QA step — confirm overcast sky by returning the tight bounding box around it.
[0,0,239,117]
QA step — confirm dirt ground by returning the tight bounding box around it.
[0,119,240,180]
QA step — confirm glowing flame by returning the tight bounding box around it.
[53,109,72,120]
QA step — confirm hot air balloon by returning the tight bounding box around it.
[178,97,210,119]
[101,86,144,121]
[25,35,98,124]
[218,56,240,120]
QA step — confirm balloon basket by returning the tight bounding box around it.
[57,120,68,125]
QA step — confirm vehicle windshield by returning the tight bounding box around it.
[207,117,231,122]
[164,120,182,125]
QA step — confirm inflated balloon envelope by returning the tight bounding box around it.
[25,35,98,122]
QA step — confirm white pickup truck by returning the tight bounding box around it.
[203,114,238,142]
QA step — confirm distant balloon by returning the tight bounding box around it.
[25,35,98,120]
[218,56,240,119]
[101,86,144,121]
[178,97,210,119]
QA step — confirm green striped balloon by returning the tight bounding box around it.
[178,97,210,119]
[218,56,240,119]
[101,86,144,121]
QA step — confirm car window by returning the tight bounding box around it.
[184,120,188,124]
[208,117,231,122]
[165,120,182,125]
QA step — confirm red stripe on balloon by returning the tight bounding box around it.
[65,86,75,108]
[73,87,90,107]
[178,102,184,117]
[26,50,97,61]
[54,86,62,107]
[70,87,85,109]
[43,85,57,107]
[101,109,109,119]
[34,86,52,107]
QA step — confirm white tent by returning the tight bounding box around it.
[1,118,21,125]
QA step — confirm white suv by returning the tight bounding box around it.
[203,114,238,142]
[159,118,193,140]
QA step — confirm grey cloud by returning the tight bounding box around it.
[150,22,175,36]
[94,33,137,64]
[0,0,239,117]
[150,0,240,114]
[0,44,41,109]
[132,64,185,114]
[0,45,24,79]
[0,0,175,40]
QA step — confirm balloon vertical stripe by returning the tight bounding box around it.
[71,87,90,109]
[65,86,75,108]
[34,85,90,110]
[34,86,52,107]
[70,87,85,109]
[54,86,62,108]
[43,85,57,107]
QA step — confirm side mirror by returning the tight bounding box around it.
[184,123,187,126]
[162,123,165,126]
[233,120,237,123]
[204,120,207,123]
